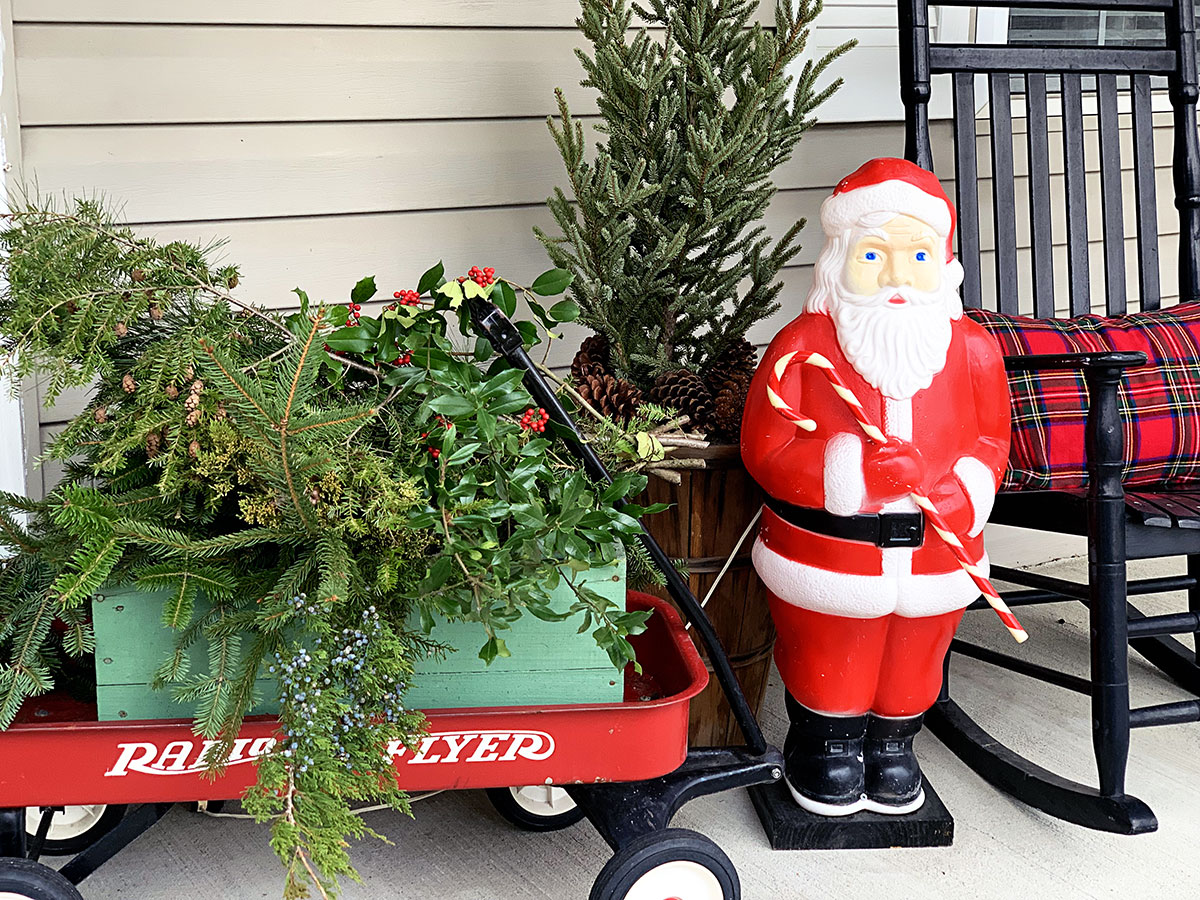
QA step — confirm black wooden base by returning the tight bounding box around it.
[749,779,954,850]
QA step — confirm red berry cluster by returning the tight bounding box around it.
[392,351,413,366]
[520,408,550,433]
[344,301,362,328]
[392,290,421,307]
[420,416,456,460]
[468,266,496,288]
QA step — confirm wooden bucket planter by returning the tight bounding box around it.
[643,443,774,747]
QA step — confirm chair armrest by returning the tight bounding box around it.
[998,351,1143,501]
[1003,351,1147,372]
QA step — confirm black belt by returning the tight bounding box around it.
[765,497,924,548]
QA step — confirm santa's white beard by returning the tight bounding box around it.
[830,285,955,401]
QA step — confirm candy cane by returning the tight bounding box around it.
[772,351,1028,644]
[766,351,817,431]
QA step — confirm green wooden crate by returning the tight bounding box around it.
[92,558,626,721]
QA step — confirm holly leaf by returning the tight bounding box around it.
[531,269,573,296]
[515,320,539,347]
[351,275,377,306]
[438,281,465,309]
[428,393,476,416]
[446,442,481,466]
[549,299,581,322]
[495,280,518,317]
[479,636,512,664]
[324,327,376,353]
[422,556,454,592]
[292,287,311,316]
[417,261,445,295]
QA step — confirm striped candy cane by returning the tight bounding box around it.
[770,350,1028,644]
[765,351,817,431]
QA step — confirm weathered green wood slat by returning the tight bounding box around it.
[92,558,626,721]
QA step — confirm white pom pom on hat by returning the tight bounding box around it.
[820,158,956,262]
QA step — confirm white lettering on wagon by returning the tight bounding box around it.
[385,730,555,765]
[102,730,554,777]
[104,737,277,777]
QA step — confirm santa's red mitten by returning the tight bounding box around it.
[863,438,927,504]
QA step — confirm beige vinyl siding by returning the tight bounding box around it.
[11,3,918,486]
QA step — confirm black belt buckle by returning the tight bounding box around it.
[879,512,924,548]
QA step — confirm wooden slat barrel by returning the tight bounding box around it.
[643,443,775,747]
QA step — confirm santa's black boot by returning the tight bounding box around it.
[863,713,926,814]
[783,693,868,816]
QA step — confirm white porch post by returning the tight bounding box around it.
[0,0,32,500]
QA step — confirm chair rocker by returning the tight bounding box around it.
[899,0,1200,834]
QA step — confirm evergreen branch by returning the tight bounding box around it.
[196,338,277,424]
[51,533,125,608]
[0,508,37,554]
[282,309,326,427]
[0,590,56,729]
[289,407,378,437]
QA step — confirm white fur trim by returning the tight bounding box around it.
[821,180,952,242]
[753,538,987,619]
[954,456,997,538]
[823,433,865,516]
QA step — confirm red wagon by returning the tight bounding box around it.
[0,593,781,900]
[0,298,785,900]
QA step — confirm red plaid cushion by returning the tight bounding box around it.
[965,304,1200,491]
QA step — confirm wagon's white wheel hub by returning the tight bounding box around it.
[623,860,724,900]
[509,785,576,817]
[25,804,107,841]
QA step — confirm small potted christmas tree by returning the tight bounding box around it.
[538,0,851,741]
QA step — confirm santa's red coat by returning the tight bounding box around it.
[742,312,1010,620]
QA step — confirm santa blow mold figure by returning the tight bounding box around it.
[742,159,1011,816]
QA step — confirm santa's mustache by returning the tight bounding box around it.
[835,283,945,309]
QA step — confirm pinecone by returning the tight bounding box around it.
[571,334,612,381]
[651,369,714,433]
[708,377,750,442]
[703,338,757,396]
[577,373,642,425]
[145,431,161,459]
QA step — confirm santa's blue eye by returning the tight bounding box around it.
[864,251,879,262]
[915,251,929,262]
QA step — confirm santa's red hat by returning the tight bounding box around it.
[820,158,956,262]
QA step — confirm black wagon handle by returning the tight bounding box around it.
[467,295,768,755]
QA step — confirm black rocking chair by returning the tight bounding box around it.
[899,0,1200,834]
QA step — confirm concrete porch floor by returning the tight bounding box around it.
[76,555,1199,899]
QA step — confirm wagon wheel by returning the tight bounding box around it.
[589,829,739,900]
[485,786,586,832]
[0,857,83,900]
[24,805,126,856]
